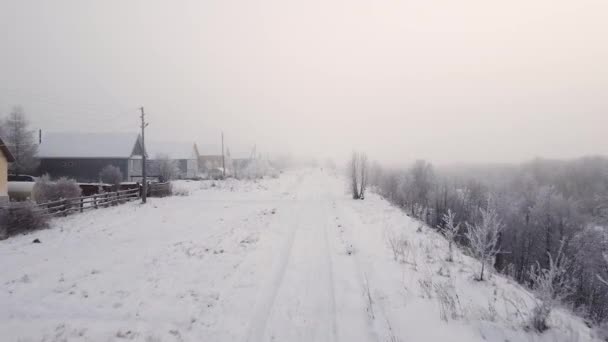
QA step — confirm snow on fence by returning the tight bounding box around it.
[34,188,141,217]
[29,182,171,218]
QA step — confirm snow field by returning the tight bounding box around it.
[0,169,600,341]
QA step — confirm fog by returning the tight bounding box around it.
[1,0,607,164]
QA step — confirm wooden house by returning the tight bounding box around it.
[37,132,146,182]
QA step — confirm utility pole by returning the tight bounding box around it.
[221,131,226,179]
[140,107,149,203]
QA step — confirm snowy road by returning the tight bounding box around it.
[0,169,598,341]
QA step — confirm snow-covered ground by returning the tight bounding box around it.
[0,169,600,341]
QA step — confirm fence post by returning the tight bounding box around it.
[80,197,84,213]
[93,194,98,209]
[116,191,119,205]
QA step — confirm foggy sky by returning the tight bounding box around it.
[1,0,607,164]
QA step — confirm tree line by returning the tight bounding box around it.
[369,157,608,325]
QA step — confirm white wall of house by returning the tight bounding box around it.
[128,157,143,181]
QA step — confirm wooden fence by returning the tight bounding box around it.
[34,188,141,217]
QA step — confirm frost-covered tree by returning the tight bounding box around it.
[465,200,504,281]
[441,209,460,262]
[367,157,608,322]
[156,154,179,182]
[99,165,123,190]
[3,106,38,175]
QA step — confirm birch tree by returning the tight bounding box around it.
[465,200,504,281]
[441,209,460,262]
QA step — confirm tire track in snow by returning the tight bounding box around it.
[322,201,339,342]
[332,199,385,342]
[246,170,338,342]
[244,202,298,342]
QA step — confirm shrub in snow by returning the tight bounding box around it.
[527,244,572,333]
[99,165,122,190]
[1,201,48,237]
[33,175,82,203]
[465,201,503,281]
[433,281,463,322]
[386,229,408,263]
[54,177,82,200]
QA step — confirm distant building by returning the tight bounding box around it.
[0,136,16,205]
[198,145,223,175]
[37,132,145,182]
[146,141,200,179]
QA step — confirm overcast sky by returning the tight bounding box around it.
[1,0,607,164]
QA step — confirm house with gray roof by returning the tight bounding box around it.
[146,141,199,179]
[37,132,146,182]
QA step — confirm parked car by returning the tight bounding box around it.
[8,174,38,182]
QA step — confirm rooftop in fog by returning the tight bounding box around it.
[37,132,143,159]
[146,141,199,160]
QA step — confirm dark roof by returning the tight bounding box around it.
[0,137,15,162]
[37,132,143,159]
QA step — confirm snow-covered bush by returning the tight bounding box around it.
[33,175,82,204]
[156,154,179,182]
[99,165,122,190]
[1,201,48,237]
[527,245,572,332]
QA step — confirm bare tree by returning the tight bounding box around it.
[3,106,38,175]
[359,153,368,199]
[350,152,360,199]
[465,199,504,281]
[349,151,368,200]
[441,209,460,262]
